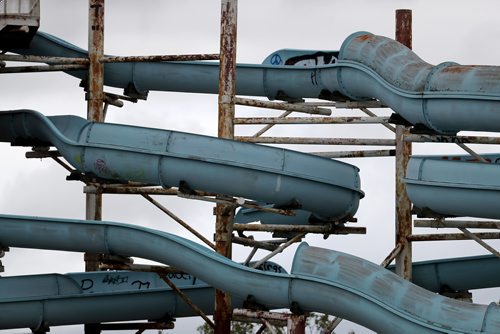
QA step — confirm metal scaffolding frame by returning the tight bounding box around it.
[1,2,499,334]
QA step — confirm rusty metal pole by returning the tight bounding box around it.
[288,314,306,334]
[214,0,237,333]
[87,0,105,122]
[84,4,105,333]
[84,0,105,274]
[395,9,413,280]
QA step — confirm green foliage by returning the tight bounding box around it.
[196,313,355,334]
[307,313,356,334]
[196,320,284,334]
[308,312,333,331]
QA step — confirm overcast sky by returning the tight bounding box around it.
[1,1,500,333]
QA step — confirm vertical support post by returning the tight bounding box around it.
[84,4,105,333]
[215,0,237,333]
[84,192,102,271]
[87,0,105,122]
[288,314,306,334]
[394,9,413,280]
[85,0,105,273]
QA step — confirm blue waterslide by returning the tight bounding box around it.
[2,256,498,331]
[393,255,500,293]
[405,155,500,219]
[10,30,500,135]
[12,31,500,219]
[0,214,499,333]
[0,109,363,222]
[2,30,500,332]
[13,31,500,220]
[0,266,287,330]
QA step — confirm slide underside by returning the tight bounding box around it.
[0,214,498,333]
[0,109,363,223]
[9,30,500,135]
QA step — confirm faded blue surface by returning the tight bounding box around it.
[388,255,500,293]
[0,214,498,333]
[12,31,500,220]
[405,156,500,219]
[0,264,285,329]
[11,30,500,134]
[0,109,363,222]
[2,29,500,333]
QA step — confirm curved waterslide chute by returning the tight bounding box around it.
[10,30,500,135]
[0,109,363,222]
[0,266,287,330]
[3,30,500,331]
[392,255,500,293]
[12,31,500,220]
[2,255,498,331]
[0,214,499,333]
[405,156,500,219]
[257,38,500,220]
